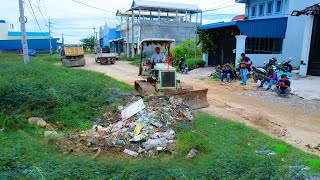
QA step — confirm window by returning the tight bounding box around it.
[267,1,273,14]
[251,6,257,17]
[245,38,283,54]
[276,0,282,13]
[259,4,265,16]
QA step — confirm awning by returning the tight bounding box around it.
[199,18,288,39]
[109,38,124,43]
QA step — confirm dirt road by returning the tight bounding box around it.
[81,56,320,155]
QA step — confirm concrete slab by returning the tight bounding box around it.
[291,76,320,100]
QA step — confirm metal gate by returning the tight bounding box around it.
[308,16,320,76]
[208,37,236,66]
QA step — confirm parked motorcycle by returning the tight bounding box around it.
[277,58,293,73]
[252,58,277,82]
[179,58,189,74]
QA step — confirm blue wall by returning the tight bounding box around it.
[0,39,58,51]
[101,28,120,48]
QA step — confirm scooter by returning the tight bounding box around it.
[252,58,277,82]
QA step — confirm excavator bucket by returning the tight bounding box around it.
[167,89,209,110]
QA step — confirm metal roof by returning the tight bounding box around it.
[129,0,201,14]
[8,31,50,37]
[140,38,175,45]
[199,18,288,39]
[116,9,182,18]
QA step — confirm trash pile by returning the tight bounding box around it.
[66,95,194,157]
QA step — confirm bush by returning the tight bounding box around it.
[171,38,202,66]
[197,59,206,67]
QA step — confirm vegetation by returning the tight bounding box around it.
[198,29,217,54]
[170,38,203,69]
[80,36,95,52]
[0,54,319,179]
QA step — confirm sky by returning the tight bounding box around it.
[0,0,244,44]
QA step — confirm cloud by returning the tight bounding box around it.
[0,0,244,43]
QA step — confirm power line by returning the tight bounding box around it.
[71,0,115,13]
[26,0,44,33]
[41,0,49,20]
[29,0,48,25]
[203,4,240,13]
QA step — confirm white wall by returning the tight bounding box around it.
[247,53,289,67]
[0,23,8,40]
[245,0,289,20]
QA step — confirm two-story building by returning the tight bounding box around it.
[200,0,320,76]
[113,0,202,58]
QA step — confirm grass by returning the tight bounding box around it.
[0,53,319,179]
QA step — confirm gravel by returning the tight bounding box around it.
[245,88,320,113]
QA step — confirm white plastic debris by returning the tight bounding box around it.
[142,138,167,151]
[123,149,139,157]
[121,99,145,120]
[186,148,198,159]
[254,150,276,156]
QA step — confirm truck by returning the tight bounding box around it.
[95,48,119,65]
[61,46,86,67]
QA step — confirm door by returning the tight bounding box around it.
[208,38,236,66]
[308,15,320,76]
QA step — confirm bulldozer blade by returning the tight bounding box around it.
[168,89,209,110]
[135,80,156,94]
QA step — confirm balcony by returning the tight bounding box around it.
[235,0,247,3]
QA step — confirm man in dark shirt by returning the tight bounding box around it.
[220,63,233,82]
[275,74,291,96]
[259,68,278,90]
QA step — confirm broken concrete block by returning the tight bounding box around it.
[123,149,139,157]
[121,99,145,120]
[28,117,47,127]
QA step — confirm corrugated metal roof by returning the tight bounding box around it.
[130,0,201,13]
[0,39,58,51]
[0,20,5,23]
[199,18,288,39]
[8,32,50,37]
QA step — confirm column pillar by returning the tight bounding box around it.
[235,35,247,67]
[300,16,314,76]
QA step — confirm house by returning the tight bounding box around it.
[200,0,320,76]
[0,20,58,51]
[114,0,202,57]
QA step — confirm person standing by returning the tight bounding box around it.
[275,74,291,96]
[239,53,252,86]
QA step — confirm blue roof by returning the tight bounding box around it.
[0,20,5,23]
[199,18,288,39]
[8,31,50,37]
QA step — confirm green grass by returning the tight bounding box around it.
[0,54,131,130]
[0,54,319,179]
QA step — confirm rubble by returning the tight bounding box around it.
[186,148,198,159]
[28,117,47,127]
[64,95,194,157]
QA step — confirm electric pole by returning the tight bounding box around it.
[93,26,96,52]
[49,17,52,56]
[18,0,29,64]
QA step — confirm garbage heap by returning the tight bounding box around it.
[68,95,193,157]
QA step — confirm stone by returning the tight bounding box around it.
[28,117,47,127]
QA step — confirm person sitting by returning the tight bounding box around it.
[151,47,165,69]
[274,74,291,96]
[220,63,233,82]
[259,68,278,90]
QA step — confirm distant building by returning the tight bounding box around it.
[0,20,58,51]
[99,23,121,51]
[111,0,202,56]
[200,0,320,76]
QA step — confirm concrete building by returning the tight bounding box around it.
[0,20,58,51]
[200,0,320,76]
[114,0,202,57]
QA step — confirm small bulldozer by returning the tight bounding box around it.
[134,38,209,110]
[61,46,86,67]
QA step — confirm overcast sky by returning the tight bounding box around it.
[0,0,244,43]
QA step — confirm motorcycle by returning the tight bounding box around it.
[179,58,189,74]
[277,58,293,73]
[252,58,277,82]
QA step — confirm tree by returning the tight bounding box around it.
[198,29,217,54]
[80,36,94,51]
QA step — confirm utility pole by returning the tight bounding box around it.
[49,17,52,56]
[93,26,96,52]
[18,0,29,64]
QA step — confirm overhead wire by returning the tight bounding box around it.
[26,0,44,33]
[29,0,48,25]
[41,0,49,20]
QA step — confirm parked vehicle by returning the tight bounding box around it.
[28,49,37,57]
[179,58,188,74]
[277,58,293,73]
[252,58,277,82]
[61,46,86,67]
[95,48,119,65]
